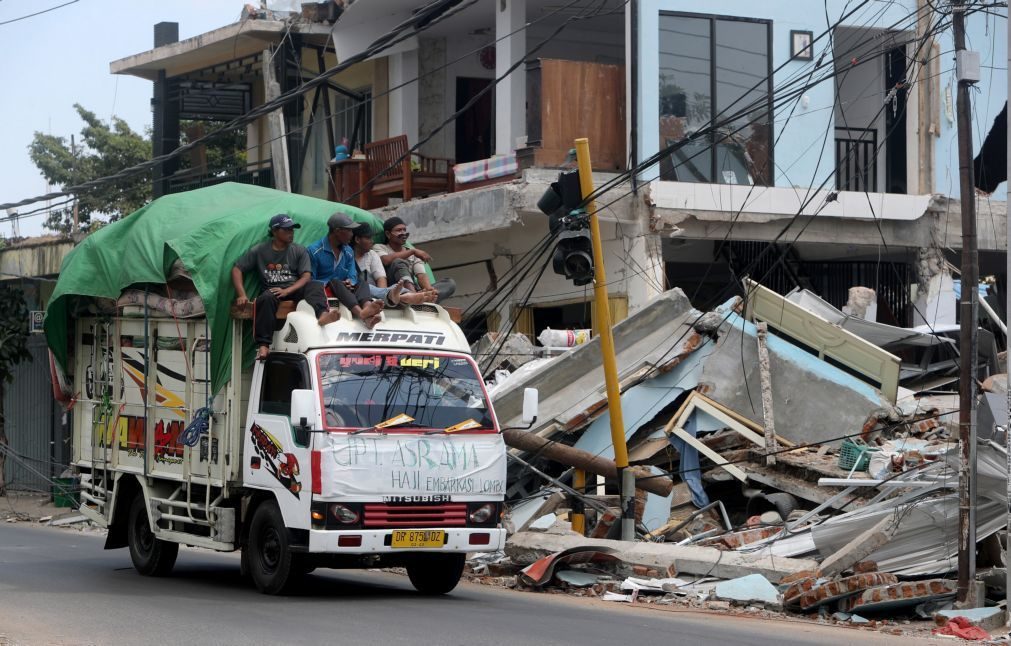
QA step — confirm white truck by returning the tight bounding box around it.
[69,299,534,594]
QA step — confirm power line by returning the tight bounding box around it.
[0,0,477,211]
[0,0,78,26]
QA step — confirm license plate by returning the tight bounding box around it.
[391,530,445,548]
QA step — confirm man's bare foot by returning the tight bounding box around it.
[364,314,382,329]
[318,309,341,326]
[256,345,270,361]
[387,282,403,306]
[360,299,384,319]
[399,290,428,305]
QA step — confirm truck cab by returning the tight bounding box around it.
[240,301,510,593]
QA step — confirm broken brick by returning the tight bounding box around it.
[793,572,898,610]
[838,579,957,614]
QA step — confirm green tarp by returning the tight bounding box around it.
[44,182,413,394]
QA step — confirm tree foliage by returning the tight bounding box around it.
[0,284,32,496]
[29,105,250,235]
[30,104,153,234]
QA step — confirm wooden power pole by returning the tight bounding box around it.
[953,0,980,606]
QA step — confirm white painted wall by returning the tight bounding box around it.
[422,211,663,330]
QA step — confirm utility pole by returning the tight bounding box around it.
[953,0,980,607]
[574,138,634,540]
[71,135,79,234]
[1005,3,1010,627]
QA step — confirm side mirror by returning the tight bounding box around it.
[521,388,539,425]
[290,389,315,446]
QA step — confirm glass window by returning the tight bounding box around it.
[317,352,493,431]
[658,14,772,186]
[259,354,309,417]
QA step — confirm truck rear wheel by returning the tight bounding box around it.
[406,553,465,595]
[127,494,178,576]
[247,501,295,594]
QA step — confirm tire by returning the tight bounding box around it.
[406,553,466,595]
[246,501,295,594]
[127,494,178,576]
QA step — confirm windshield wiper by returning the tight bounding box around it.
[425,418,486,435]
[350,413,416,435]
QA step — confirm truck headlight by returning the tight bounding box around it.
[468,503,495,524]
[330,503,360,524]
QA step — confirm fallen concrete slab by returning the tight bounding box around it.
[786,572,898,610]
[506,529,819,583]
[492,288,697,432]
[838,579,957,614]
[713,574,781,609]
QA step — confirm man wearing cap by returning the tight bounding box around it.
[308,212,385,328]
[232,213,339,361]
[374,217,455,302]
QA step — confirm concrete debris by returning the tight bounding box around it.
[713,574,781,609]
[489,279,1008,634]
[838,579,957,614]
[554,570,601,587]
[48,514,88,527]
[507,530,818,583]
[784,572,898,610]
[517,545,622,587]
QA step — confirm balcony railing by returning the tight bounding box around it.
[167,159,274,195]
[835,127,877,192]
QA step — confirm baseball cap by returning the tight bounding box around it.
[327,212,356,230]
[269,214,301,230]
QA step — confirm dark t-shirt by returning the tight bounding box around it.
[234,241,311,289]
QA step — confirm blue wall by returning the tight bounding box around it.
[635,1,1007,199]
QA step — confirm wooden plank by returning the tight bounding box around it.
[534,59,626,171]
[670,426,747,482]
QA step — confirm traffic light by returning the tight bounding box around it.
[537,170,594,285]
[553,227,594,286]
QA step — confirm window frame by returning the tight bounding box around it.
[257,352,312,418]
[658,11,775,186]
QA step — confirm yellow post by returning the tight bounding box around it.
[571,469,586,534]
[574,138,633,540]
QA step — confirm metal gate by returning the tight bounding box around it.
[2,335,67,492]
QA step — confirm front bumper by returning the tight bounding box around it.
[308,528,506,553]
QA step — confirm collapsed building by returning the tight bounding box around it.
[476,275,1008,633]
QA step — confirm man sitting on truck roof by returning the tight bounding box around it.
[374,217,456,303]
[351,223,434,305]
[231,213,340,361]
[307,212,385,328]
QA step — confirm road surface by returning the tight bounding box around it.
[0,523,935,646]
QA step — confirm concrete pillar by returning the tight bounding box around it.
[495,0,526,156]
[389,50,420,145]
[418,38,448,159]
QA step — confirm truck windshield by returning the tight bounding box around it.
[317,352,495,432]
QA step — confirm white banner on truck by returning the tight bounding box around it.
[318,433,507,500]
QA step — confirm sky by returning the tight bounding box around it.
[0,0,254,238]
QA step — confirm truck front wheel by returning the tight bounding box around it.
[406,553,465,595]
[127,494,178,576]
[246,501,295,594]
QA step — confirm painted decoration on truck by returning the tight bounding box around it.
[250,423,302,498]
[317,434,506,500]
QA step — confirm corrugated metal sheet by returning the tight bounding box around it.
[2,335,67,493]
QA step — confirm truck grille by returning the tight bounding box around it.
[363,503,468,528]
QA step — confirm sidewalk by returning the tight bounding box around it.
[0,489,81,524]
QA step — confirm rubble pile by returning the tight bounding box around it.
[476,280,1010,638]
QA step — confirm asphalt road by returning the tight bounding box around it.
[0,523,933,646]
